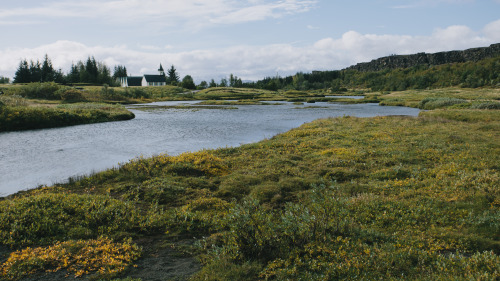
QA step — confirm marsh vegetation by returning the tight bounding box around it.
[0,85,498,280]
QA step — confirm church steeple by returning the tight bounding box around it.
[158,64,165,76]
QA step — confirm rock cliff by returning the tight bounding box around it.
[346,43,500,72]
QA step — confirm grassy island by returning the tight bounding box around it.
[0,86,499,280]
[0,83,191,132]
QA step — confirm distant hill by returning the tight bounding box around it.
[346,43,500,72]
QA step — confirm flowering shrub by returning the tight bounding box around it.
[0,237,141,280]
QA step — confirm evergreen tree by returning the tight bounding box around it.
[0,76,10,84]
[13,60,31,83]
[80,56,99,83]
[167,65,179,84]
[41,54,55,82]
[97,62,111,85]
[209,79,217,88]
[29,60,42,82]
[113,65,127,78]
[67,63,80,83]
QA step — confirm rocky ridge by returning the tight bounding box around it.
[346,43,500,72]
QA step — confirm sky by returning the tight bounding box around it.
[0,0,499,82]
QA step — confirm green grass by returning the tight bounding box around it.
[0,102,134,132]
[378,87,500,108]
[1,88,499,280]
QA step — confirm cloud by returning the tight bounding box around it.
[483,19,500,42]
[0,0,317,28]
[1,20,499,82]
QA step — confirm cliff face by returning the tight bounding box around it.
[346,43,500,72]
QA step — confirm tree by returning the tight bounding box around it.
[67,63,80,83]
[209,79,217,88]
[198,81,208,89]
[0,76,10,84]
[29,60,42,83]
[219,77,228,87]
[13,60,31,83]
[84,57,98,83]
[167,65,179,85]
[96,62,108,84]
[181,75,196,90]
[41,54,55,82]
[113,65,127,78]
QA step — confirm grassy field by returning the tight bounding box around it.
[0,87,499,280]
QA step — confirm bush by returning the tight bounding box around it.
[59,88,86,102]
[18,82,62,100]
[0,193,142,246]
[470,101,500,110]
[0,237,141,280]
[418,97,468,109]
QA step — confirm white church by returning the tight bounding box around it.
[119,64,167,87]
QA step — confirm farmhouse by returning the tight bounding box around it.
[120,64,167,87]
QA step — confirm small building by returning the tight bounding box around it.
[120,64,167,87]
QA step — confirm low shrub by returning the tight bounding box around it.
[58,88,86,102]
[470,101,500,109]
[418,97,468,109]
[0,193,141,246]
[17,82,62,100]
[0,237,141,280]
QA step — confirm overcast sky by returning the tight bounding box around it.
[1,0,499,82]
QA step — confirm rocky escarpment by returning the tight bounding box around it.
[346,43,500,72]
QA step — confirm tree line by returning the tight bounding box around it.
[11,55,200,89]
[13,55,124,86]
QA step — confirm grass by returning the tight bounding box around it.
[0,99,134,132]
[378,87,500,108]
[0,83,194,131]
[0,87,499,280]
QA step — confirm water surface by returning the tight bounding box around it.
[0,101,419,196]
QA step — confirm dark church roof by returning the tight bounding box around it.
[144,75,166,83]
[127,76,143,86]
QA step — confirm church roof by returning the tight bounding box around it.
[127,76,143,86]
[144,75,166,83]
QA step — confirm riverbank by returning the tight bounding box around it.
[0,88,499,280]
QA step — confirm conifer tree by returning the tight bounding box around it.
[13,60,31,83]
[41,54,55,82]
[167,65,179,84]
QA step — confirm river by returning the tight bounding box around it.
[0,101,420,196]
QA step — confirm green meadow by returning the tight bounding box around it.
[0,86,499,280]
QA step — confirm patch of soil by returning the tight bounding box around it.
[121,236,201,281]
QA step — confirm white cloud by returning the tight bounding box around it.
[0,0,317,28]
[1,19,499,82]
[483,19,500,42]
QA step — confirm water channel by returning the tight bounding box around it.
[0,101,420,196]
